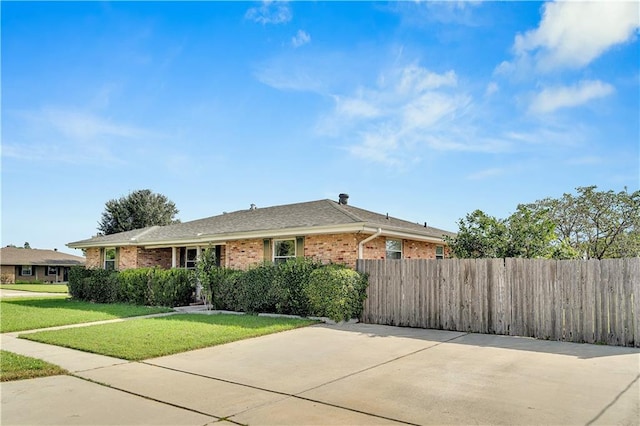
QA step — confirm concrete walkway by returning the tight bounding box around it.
[0,288,68,298]
[1,317,639,425]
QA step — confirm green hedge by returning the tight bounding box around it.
[69,259,369,321]
[197,259,368,322]
[303,265,369,322]
[68,266,195,307]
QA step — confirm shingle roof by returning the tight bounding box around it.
[1,247,86,266]
[68,199,455,248]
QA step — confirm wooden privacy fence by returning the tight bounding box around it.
[357,258,640,347]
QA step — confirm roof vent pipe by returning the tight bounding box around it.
[338,193,349,205]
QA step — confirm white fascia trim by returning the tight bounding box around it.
[68,223,448,250]
[359,226,447,244]
[67,241,138,249]
[140,223,369,249]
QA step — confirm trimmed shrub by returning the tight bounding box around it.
[68,266,91,300]
[84,268,119,303]
[236,264,279,314]
[68,266,196,307]
[150,268,195,307]
[215,269,243,310]
[118,268,152,305]
[271,258,322,316]
[304,265,369,322]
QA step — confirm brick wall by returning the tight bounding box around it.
[85,248,101,268]
[137,247,172,269]
[118,247,138,270]
[363,237,444,261]
[404,240,440,259]
[304,233,361,267]
[361,236,387,261]
[80,235,447,272]
[227,239,263,269]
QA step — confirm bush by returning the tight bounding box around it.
[304,265,369,322]
[84,269,119,303]
[68,266,196,307]
[68,266,93,300]
[271,258,321,316]
[236,264,278,314]
[150,268,195,307]
[118,268,152,305]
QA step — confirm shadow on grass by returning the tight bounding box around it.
[2,297,171,315]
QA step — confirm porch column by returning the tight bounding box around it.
[171,247,177,268]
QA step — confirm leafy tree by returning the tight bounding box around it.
[503,205,557,258]
[98,189,179,235]
[23,242,31,249]
[445,206,558,259]
[445,210,507,258]
[528,186,640,259]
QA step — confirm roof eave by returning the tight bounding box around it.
[70,222,449,250]
[67,240,141,249]
[141,223,369,248]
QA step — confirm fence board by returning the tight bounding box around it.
[359,258,638,347]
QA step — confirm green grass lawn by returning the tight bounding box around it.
[0,350,67,382]
[1,283,69,293]
[1,298,173,333]
[21,314,317,360]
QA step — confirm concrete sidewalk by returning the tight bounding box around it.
[2,322,639,425]
[0,289,68,298]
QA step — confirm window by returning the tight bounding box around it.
[435,245,444,260]
[185,248,198,269]
[273,239,296,264]
[386,239,402,260]
[104,248,116,270]
[20,266,32,276]
[46,266,57,276]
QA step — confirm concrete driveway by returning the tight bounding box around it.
[2,322,639,425]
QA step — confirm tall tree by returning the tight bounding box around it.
[445,206,559,259]
[445,210,508,258]
[98,189,180,235]
[528,186,640,259]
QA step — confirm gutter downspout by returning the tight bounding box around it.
[358,228,383,259]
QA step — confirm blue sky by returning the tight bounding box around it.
[2,1,639,255]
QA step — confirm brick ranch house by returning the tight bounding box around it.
[67,194,454,271]
[0,247,86,283]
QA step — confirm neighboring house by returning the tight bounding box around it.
[0,247,86,283]
[67,194,455,271]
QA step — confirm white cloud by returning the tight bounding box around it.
[509,1,639,72]
[485,82,499,97]
[2,108,155,165]
[315,64,509,165]
[334,96,381,119]
[397,66,457,94]
[245,1,292,25]
[292,30,310,48]
[529,80,614,114]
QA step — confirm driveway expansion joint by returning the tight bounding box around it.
[143,362,418,425]
[70,371,222,423]
[297,331,470,395]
